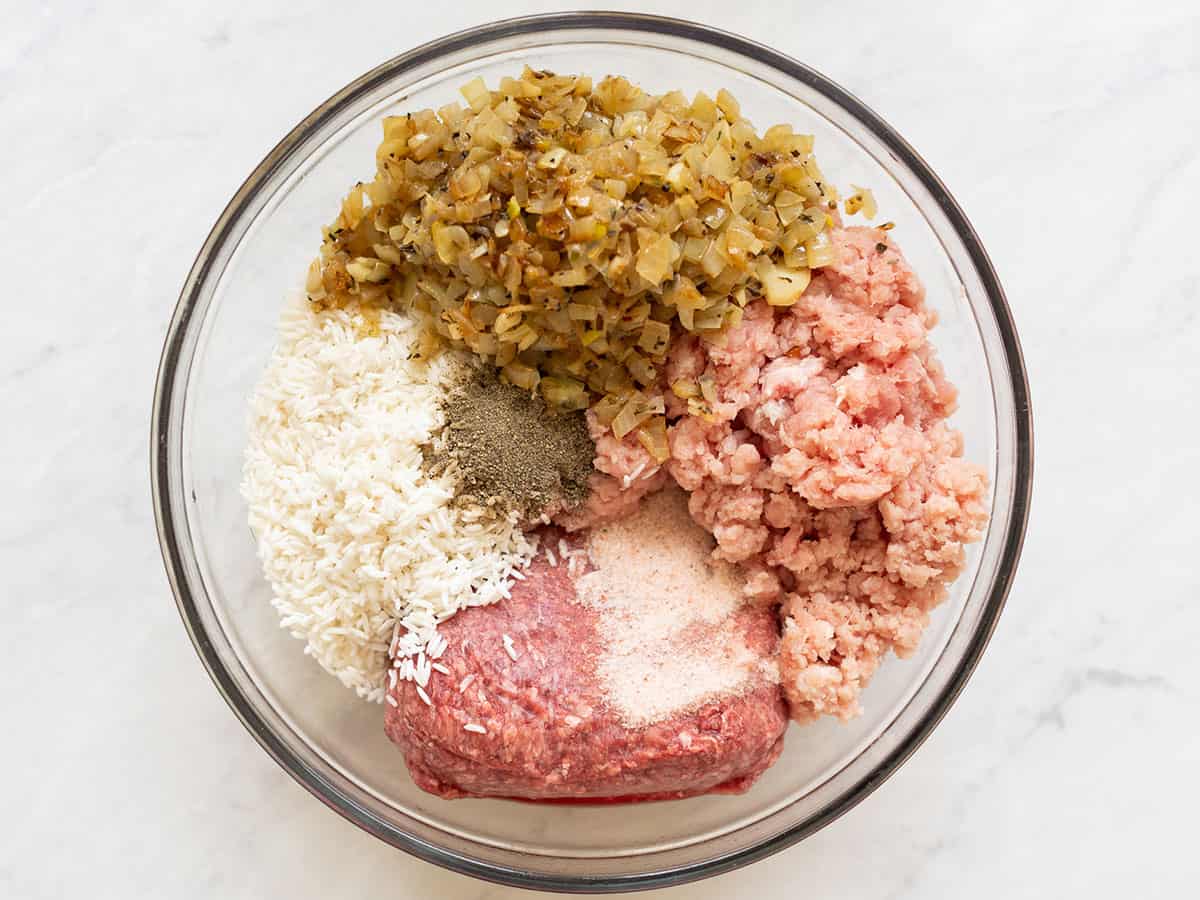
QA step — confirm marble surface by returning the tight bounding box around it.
[3,0,1199,897]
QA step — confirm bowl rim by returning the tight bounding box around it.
[151,11,1033,893]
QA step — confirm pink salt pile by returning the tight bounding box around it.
[567,226,988,724]
[574,487,778,727]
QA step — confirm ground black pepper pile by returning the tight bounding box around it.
[439,364,594,520]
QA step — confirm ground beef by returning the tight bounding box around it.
[581,226,989,724]
[385,530,787,801]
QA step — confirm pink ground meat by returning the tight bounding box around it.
[573,226,988,724]
[556,415,668,531]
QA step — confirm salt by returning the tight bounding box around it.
[574,488,769,727]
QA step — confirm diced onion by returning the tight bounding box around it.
[757,260,812,307]
[612,391,660,439]
[636,416,671,462]
[311,68,877,424]
[540,376,589,410]
[592,391,627,426]
[501,361,541,391]
[843,185,878,220]
[804,230,837,269]
[626,352,657,386]
[638,320,671,355]
[537,146,569,170]
[345,258,391,283]
[635,232,677,285]
[460,76,491,112]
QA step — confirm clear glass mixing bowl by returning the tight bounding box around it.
[152,12,1032,893]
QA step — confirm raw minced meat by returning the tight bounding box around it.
[572,226,989,723]
[556,414,668,532]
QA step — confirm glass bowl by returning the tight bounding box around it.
[151,12,1032,893]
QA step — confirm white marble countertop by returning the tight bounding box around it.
[3,0,1199,897]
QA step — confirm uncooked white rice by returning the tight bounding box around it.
[242,296,535,702]
[463,723,487,734]
[622,462,645,488]
[502,633,519,661]
[428,632,449,659]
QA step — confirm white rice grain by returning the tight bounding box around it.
[502,633,519,661]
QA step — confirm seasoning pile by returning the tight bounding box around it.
[574,488,775,727]
[437,365,593,520]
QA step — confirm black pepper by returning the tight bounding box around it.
[436,364,594,520]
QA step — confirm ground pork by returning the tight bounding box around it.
[579,226,988,723]
[556,411,668,531]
